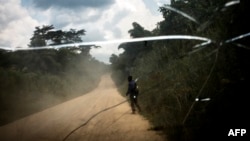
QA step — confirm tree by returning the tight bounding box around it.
[29,25,54,47]
[109,22,154,78]
[26,25,90,73]
[29,25,86,47]
[109,54,118,64]
[115,22,153,69]
[64,29,86,43]
[128,22,152,38]
[110,1,250,141]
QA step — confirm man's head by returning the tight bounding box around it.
[128,75,132,82]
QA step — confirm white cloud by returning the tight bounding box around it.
[115,0,163,38]
[0,0,39,47]
[88,0,164,64]
[0,0,165,63]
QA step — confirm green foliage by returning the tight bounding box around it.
[113,22,153,71]
[29,25,86,47]
[0,25,108,125]
[111,0,250,141]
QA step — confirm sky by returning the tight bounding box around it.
[0,0,170,64]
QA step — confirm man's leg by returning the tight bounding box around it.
[130,98,136,114]
[134,98,141,112]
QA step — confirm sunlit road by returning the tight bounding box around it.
[0,74,164,141]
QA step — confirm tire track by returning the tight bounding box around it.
[62,100,127,141]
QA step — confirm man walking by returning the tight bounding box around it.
[126,75,141,114]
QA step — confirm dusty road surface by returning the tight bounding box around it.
[0,74,164,141]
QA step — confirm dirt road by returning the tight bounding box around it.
[0,74,164,141]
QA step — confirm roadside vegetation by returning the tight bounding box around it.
[1,1,249,140]
[110,0,250,141]
[0,25,108,125]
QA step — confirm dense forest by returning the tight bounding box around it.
[1,0,249,141]
[110,0,250,141]
[0,25,108,125]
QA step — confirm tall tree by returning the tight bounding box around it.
[29,25,86,47]
[116,22,152,69]
[29,25,54,47]
[128,22,152,38]
[26,25,89,73]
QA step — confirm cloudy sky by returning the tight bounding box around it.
[0,0,170,63]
